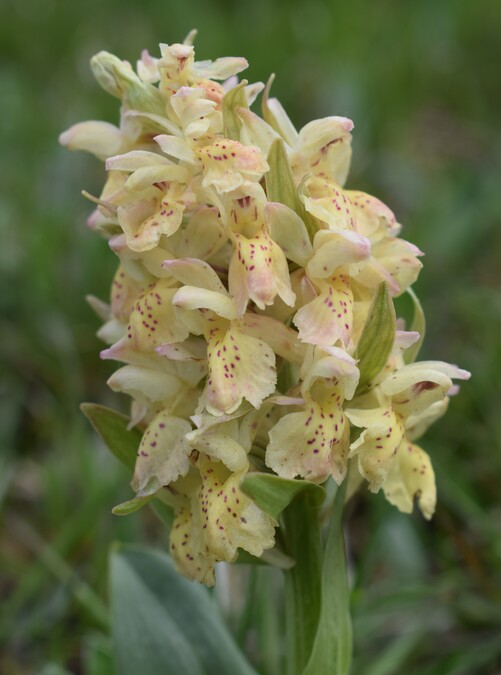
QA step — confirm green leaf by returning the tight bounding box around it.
[355,282,396,393]
[81,403,141,471]
[110,544,258,675]
[222,80,248,140]
[302,473,352,675]
[404,287,426,364]
[112,494,153,516]
[265,139,317,242]
[241,473,325,520]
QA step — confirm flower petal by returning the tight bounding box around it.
[186,419,249,472]
[382,440,436,520]
[293,274,354,346]
[265,202,313,266]
[346,406,405,492]
[199,140,269,193]
[154,134,197,165]
[203,318,276,415]
[292,116,353,185]
[266,383,350,483]
[307,230,371,279]
[301,176,356,231]
[229,224,295,315]
[132,411,192,494]
[346,190,401,239]
[197,456,276,562]
[381,361,471,418]
[170,503,216,586]
[59,121,123,160]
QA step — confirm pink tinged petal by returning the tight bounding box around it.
[173,286,237,320]
[301,177,357,231]
[382,440,436,520]
[170,504,216,587]
[346,406,406,492]
[132,412,192,495]
[204,319,276,415]
[241,314,305,364]
[59,121,123,160]
[229,225,295,315]
[265,202,313,266]
[307,230,371,279]
[266,384,350,484]
[196,456,276,563]
[346,190,402,239]
[199,140,269,193]
[293,274,354,346]
[154,134,197,165]
[162,257,227,294]
[292,116,354,186]
[192,57,249,80]
[105,150,173,172]
[392,330,421,356]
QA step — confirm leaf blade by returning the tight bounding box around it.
[110,544,258,675]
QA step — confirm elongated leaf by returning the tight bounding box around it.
[110,545,258,675]
[241,473,325,520]
[265,139,317,241]
[302,473,351,675]
[355,282,395,393]
[223,80,248,140]
[81,403,141,470]
[404,287,426,364]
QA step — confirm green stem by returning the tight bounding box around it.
[282,493,323,675]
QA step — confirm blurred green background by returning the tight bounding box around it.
[1,0,500,673]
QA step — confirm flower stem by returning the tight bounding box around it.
[282,492,323,675]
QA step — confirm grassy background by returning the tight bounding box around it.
[1,0,500,672]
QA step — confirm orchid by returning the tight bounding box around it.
[63,33,470,672]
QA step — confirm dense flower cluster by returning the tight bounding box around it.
[61,33,470,585]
